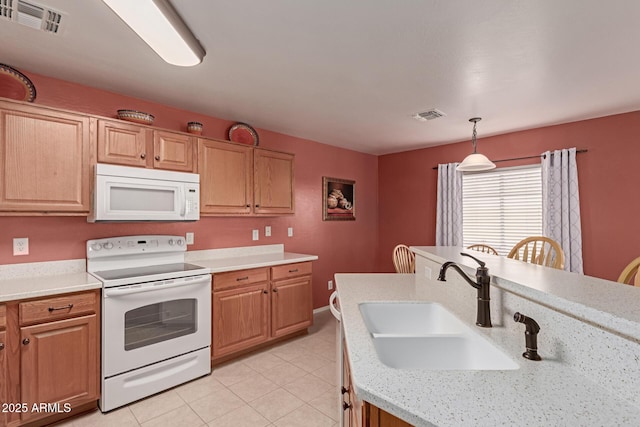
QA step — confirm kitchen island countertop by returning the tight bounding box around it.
[336,264,640,426]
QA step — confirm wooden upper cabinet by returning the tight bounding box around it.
[98,119,149,167]
[198,139,253,215]
[98,119,195,172]
[0,102,91,213]
[198,140,295,216]
[153,130,194,171]
[254,148,294,215]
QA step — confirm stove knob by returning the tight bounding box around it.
[176,239,184,246]
[168,239,174,246]
[103,242,114,250]
[90,243,102,251]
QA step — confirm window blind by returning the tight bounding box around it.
[462,165,542,256]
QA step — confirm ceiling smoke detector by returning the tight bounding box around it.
[413,109,447,122]
[0,0,64,34]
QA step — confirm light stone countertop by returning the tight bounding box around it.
[186,245,318,273]
[411,246,640,342]
[0,244,317,302]
[335,272,640,427]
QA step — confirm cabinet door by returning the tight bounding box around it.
[153,130,194,172]
[98,119,150,167]
[198,139,252,214]
[0,106,91,212]
[20,315,98,423]
[212,283,269,358]
[0,330,6,427]
[254,149,295,214]
[271,276,312,338]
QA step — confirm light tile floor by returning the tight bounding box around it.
[60,310,340,427]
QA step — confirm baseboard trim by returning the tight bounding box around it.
[313,305,330,314]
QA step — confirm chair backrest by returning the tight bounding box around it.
[507,236,565,270]
[393,244,415,273]
[467,244,499,255]
[617,256,640,287]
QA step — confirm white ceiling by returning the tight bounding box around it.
[2,0,640,155]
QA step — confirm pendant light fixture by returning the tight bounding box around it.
[456,117,496,172]
[102,0,205,67]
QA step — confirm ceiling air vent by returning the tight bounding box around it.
[413,109,447,122]
[0,0,63,34]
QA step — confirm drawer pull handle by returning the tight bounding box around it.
[22,338,30,345]
[155,155,160,161]
[48,303,74,312]
[140,153,146,159]
[273,288,278,293]
[0,343,4,350]
[263,290,268,294]
[236,276,249,281]
[288,269,299,273]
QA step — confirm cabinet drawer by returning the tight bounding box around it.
[213,267,269,291]
[19,291,97,325]
[0,304,5,329]
[271,262,312,281]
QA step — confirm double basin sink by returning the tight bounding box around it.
[359,302,518,371]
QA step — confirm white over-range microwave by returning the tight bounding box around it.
[88,164,200,222]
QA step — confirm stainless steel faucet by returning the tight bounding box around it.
[437,253,492,328]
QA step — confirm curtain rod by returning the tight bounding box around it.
[431,149,588,170]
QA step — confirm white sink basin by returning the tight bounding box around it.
[359,302,465,336]
[359,302,519,371]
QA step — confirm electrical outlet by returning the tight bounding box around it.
[265,226,271,237]
[186,232,194,245]
[287,227,293,237]
[424,266,432,279]
[252,229,259,241]
[13,237,29,256]
[328,280,334,290]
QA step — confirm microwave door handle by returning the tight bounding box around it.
[179,186,186,217]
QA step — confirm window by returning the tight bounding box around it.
[462,165,542,255]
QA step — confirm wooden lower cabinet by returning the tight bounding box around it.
[212,283,270,358]
[1,291,100,427]
[1,304,7,427]
[212,262,313,362]
[342,338,413,427]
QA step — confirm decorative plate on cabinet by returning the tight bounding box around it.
[0,63,36,102]
[228,122,259,146]
[117,109,155,125]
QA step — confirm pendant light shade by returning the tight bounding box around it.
[457,118,496,172]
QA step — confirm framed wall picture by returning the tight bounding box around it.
[323,177,355,221]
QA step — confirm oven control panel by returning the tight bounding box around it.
[87,235,185,258]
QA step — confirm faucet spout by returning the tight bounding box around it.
[437,253,492,328]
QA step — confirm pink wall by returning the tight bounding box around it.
[378,112,640,282]
[0,71,379,309]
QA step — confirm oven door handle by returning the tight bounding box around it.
[104,278,210,298]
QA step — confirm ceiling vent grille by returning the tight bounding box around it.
[413,109,447,122]
[0,0,63,34]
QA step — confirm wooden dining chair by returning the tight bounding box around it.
[393,244,415,273]
[507,236,565,270]
[617,256,640,287]
[467,244,499,255]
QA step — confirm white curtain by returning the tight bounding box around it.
[541,148,583,273]
[436,163,463,246]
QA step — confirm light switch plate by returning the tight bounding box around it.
[186,232,194,245]
[328,280,334,290]
[252,229,259,241]
[13,237,29,256]
[265,226,271,237]
[287,227,293,237]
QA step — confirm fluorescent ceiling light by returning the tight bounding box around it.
[102,0,205,66]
